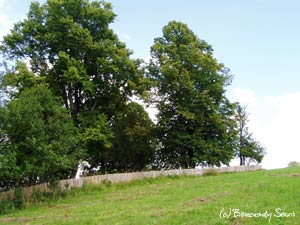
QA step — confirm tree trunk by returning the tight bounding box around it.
[240,156,245,166]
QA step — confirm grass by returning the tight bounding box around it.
[0,167,299,224]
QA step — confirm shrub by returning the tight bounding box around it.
[102,179,112,187]
[166,174,180,179]
[202,169,219,177]
[13,187,25,209]
[31,189,47,205]
[0,198,14,214]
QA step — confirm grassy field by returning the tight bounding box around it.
[0,167,299,225]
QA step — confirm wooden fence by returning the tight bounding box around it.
[1,165,262,200]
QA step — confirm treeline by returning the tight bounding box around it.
[0,0,264,190]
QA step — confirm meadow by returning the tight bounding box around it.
[0,167,299,225]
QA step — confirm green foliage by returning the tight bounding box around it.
[165,174,181,179]
[110,102,156,171]
[202,168,219,176]
[1,0,141,122]
[0,0,265,195]
[80,114,114,170]
[0,187,25,214]
[13,187,25,209]
[101,179,112,187]
[1,62,43,98]
[0,184,69,215]
[0,198,14,215]
[235,104,265,165]
[0,84,82,186]
[1,167,300,224]
[0,0,152,175]
[29,187,67,206]
[148,21,237,168]
[30,189,47,205]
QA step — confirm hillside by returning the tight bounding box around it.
[0,167,299,225]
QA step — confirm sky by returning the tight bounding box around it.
[1,0,300,169]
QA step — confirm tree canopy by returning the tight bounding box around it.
[1,0,141,122]
[110,102,156,172]
[149,21,239,167]
[0,0,151,175]
[147,21,237,168]
[0,1,265,190]
[0,84,81,189]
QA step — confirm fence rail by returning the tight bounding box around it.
[0,165,262,200]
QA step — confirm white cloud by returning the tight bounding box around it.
[228,87,259,134]
[0,0,7,9]
[0,0,31,41]
[0,13,10,29]
[229,87,300,169]
[116,32,131,41]
[0,0,14,40]
[231,87,256,108]
[143,56,151,64]
[129,95,158,123]
[261,92,300,169]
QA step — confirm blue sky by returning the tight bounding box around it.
[109,0,300,95]
[1,0,300,169]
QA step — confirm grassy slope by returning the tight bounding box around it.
[0,167,299,225]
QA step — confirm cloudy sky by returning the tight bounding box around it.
[1,0,300,169]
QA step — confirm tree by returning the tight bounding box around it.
[148,21,237,168]
[110,102,156,171]
[0,0,141,122]
[0,0,146,171]
[0,84,82,187]
[235,104,265,165]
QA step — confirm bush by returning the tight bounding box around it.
[0,187,25,214]
[202,169,219,177]
[31,189,43,205]
[166,174,180,179]
[13,187,25,209]
[0,181,71,215]
[0,198,14,214]
[102,179,112,187]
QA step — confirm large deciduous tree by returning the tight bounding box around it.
[148,21,237,168]
[0,0,150,172]
[1,0,141,122]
